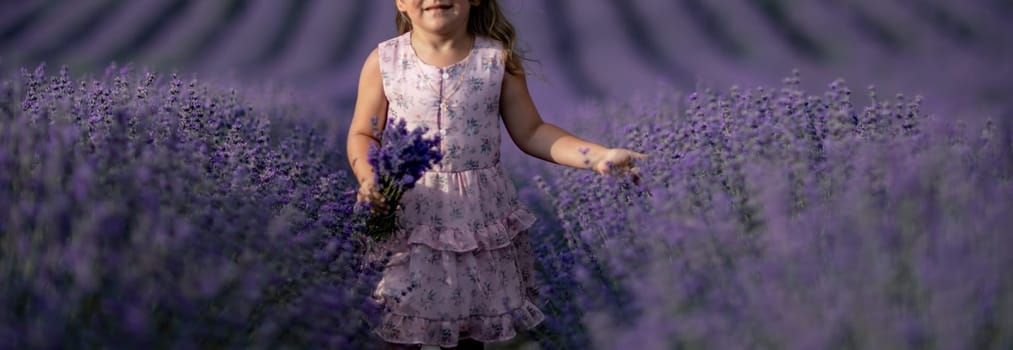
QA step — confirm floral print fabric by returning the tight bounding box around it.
[371,32,545,347]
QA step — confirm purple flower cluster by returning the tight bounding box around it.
[508,71,1012,349]
[360,117,443,243]
[0,64,386,349]
[369,117,444,190]
[4,61,1010,349]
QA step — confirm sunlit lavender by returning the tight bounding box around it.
[3,65,1011,349]
[524,72,1013,349]
[2,0,1012,349]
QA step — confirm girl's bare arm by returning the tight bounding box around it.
[346,48,389,200]
[500,71,644,174]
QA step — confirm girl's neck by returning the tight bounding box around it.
[410,28,474,56]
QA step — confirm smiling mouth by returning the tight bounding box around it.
[424,4,453,11]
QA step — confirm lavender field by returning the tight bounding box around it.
[2,1,1013,349]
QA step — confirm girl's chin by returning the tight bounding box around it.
[424,13,461,22]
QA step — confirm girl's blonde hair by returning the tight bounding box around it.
[396,0,527,75]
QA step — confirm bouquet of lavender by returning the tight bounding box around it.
[360,117,443,243]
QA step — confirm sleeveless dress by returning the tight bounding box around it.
[371,32,545,347]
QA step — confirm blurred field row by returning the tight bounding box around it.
[2,0,1011,117]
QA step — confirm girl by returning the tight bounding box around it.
[346,1,644,348]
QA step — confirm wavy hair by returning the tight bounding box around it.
[396,0,527,75]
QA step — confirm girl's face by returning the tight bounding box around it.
[396,0,478,34]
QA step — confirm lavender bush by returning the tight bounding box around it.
[524,71,1012,349]
[0,64,384,349]
[4,62,1010,349]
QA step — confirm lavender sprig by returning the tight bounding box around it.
[360,117,443,243]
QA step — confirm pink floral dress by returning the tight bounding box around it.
[371,32,545,347]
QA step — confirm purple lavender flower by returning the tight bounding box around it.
[360,117,443,242]
[501,71,1013,349]
[1,64,384,348]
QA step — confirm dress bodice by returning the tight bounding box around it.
[378,32,506,172]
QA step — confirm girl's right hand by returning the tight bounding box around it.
[593,148,647,176]
[357,180,389,213]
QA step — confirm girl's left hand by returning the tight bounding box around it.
[593,148,647,176]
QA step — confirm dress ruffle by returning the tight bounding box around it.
[375,299,544,347]
[392,165,537,254]
[372,228,543,346]
[406,206,537,252]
